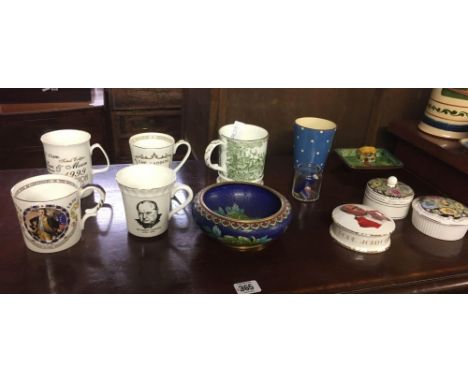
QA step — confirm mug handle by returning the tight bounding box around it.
[90,143,110,175]
[172,140,192,172]
[204,139,226,173]
[79,184,106,230]
[168,183,193,220]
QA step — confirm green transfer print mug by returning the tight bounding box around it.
[204,122,269,183]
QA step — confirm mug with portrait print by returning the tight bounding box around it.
[11,174,106,254]
[116,164,193,238]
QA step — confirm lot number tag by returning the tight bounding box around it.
[234,280,262,294]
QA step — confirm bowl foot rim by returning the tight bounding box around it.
[225,243,267,252]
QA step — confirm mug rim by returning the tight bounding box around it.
[219,123,269,141]
[11,174,80,203]
[129,132,175,149]
[115,164,176,190]
[295,117,337,131]
[40,129,91,146]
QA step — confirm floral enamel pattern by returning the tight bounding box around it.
[194,196,291,231]
[418,196,468,219]
[192,184,293,250]
[216,204,252,220]
[225,138,266,181]
[368,178,414,199]
[202,225,272,247]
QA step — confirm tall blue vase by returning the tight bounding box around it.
[293,117,337,170]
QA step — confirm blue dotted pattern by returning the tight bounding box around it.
[293,123,336,170]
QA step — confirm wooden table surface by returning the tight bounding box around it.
[1,154,468,293]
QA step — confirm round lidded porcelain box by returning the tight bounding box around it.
[330,204,396,254]
[411,196,468,241]
[363,176,414,220]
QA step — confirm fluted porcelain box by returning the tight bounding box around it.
[411,196,468,241]
[363,176,414,220]
[330,204,396,253]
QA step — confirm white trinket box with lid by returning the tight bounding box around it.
[411,196,468,241]
[330,204,396,253]
[363,176,414,220]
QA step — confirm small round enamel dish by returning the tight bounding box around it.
[363,176,414,220]
[330,204,396,253]
[192,182,292,251]
[411,196,468,241]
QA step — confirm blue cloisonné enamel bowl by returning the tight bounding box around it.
[192,182,292,251]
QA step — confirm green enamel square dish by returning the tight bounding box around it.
[335,148,404,170]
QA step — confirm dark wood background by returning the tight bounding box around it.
[183,88,431,158]
[0,88,431,168]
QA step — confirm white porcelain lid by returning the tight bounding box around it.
[332,204,396,236]
[367,176,414,200]
[412,196,468,226]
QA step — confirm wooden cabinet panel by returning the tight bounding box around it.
[0,108,108,169]
[115,111,182,137]
[0,111,106,147]
[184,88,432,159]
[0,117,58,148]
[109,89,183,110]
[0,89,91,103]
[107,89,185,163]
[219,89,377,155]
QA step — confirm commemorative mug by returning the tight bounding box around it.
[293,117,337,170]
[116,164,193,238]
[204,122,269,183]
[41,129,110,197]
[11,174,106,253]
[129,132,191,172]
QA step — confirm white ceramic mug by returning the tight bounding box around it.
[41,129,110,196]
[204,122,268,183]
[11,174,106,254]
[116,164,193,238]
[129,132,191,172]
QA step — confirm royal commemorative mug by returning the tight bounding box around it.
[11,174,106,254]
[204,122,269,183]
[129,132,191,172]
[41,129,110,197]
[116,164,193,238]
